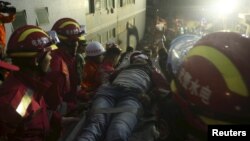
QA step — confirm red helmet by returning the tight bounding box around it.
[171,32,250,134]
[52,18,85,42]
[7,25,57,66]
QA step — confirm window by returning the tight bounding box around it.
[89,0,107,13]
[12,10,27,30]
[89,0,95,13]
[112,0,115,8]
[107,0,115,8]
[120,0,123,7]
[108,30,112,39]
[112,28,116,37]
[35,7,49,25]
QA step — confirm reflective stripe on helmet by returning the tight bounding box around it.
[199,115,230,125]
[9,45,57,57]
[59,21,80,28]
[185,45,248,97]
[9,52,38,57]
[16,89,33,117]
[18,28,48,42]
[58,33,85,41]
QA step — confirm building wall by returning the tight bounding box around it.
[4,0,146,51]
[6,0,87,39]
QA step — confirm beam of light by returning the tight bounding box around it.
[213,0,238,16]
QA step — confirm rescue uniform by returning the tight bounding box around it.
[44,49,70,111]
[51,48,78,102]
[46,48,78,114]
[81,59,102,92]
[0,71,50,141]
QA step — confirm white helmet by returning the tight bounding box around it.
[85,41,106,56]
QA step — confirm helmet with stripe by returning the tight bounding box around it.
[7,25,58,66]
[171,32,250,129]
[52,18,85,42]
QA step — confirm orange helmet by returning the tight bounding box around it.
[51,18,85,42]
[171,32,250,135]
[7,25,57,66]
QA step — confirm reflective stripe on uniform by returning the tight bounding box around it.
[185,45,248,97]
[16,89,33,117]
[170,80,177,93]
[50,44,58,50]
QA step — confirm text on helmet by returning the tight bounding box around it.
[65,28,82,36]
[31,37,50,47]
[178,68,212,105]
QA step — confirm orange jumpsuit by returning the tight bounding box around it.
[81,59,102,92]
[47,48,78,113]
[0,13,15,52]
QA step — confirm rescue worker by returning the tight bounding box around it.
[100,42,122,83]
[158,32,250,141]
[0,25,57,141]
[77,51,169,141]
[78,41,105,101]
[76,37,87,85]
[0,1,16,58]
[47,18,85,114]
